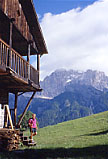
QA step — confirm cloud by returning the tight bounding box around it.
[38,0,108,79]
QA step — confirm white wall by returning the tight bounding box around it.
[0,104,4,128]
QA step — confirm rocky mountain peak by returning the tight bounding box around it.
[39,69,108,98]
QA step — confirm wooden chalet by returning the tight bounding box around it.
[0,0,48,150]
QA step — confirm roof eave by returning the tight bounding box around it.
[19,0,48,55]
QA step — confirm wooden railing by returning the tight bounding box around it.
[0,39,9,67]
[30,65,39,85]
[0,39,39,85]
[10,47,29,79]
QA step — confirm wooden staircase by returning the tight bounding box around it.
[20,132,37,146]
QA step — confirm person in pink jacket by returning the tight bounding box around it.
[28,114,37,142]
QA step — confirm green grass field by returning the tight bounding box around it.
[1,111,108,159]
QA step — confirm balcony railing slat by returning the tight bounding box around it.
[0,41,1,65]
[1,43,3,65]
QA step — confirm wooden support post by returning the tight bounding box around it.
[27,43,30,80]
[8,18,15,67]
[27,41,31,80]
[27,43,30,63]
[14,93,18,126]
[4,0,7,15]
[4,105,8,128]
[0,41,1,65]
[5,105,13,129]
[8,20,12,67]
[17,91,36,127]
[37,54,40,83]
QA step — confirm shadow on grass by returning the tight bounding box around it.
[1,145,108,159]
[88,130,108,136]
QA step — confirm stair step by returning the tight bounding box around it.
[23,136,28,140]
[23,140,29,142]
[19,132,23,137]
[21,136,28,141]
[28,142,37,146]
[21,135,37,146]
[23,140,29,146]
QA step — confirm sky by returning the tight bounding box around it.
[32,0,108,80]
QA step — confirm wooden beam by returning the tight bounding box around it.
[8,18,15,67]
[17,91,36,127]
[37,54,40,83]
[37,54,40,71]
[27,43,30,63]
[27,42,31,80]
[18,92,25,96]
[4,0,7,14]
[5,105,14,129]
[8,21,12,67]
[0,73,8,75]
[4,105,8,128]
[14,93,18,126]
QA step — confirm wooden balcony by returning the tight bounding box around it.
[0,38,40,93]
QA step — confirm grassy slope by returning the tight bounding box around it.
[1,111,108,159]
[31,110,108,149]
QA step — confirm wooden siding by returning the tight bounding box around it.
[0,91,8,104]
[20,0,48,55]
[0,0,33,43]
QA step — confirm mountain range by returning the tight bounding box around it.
[39,69,108,98]
[9,69,108,127]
